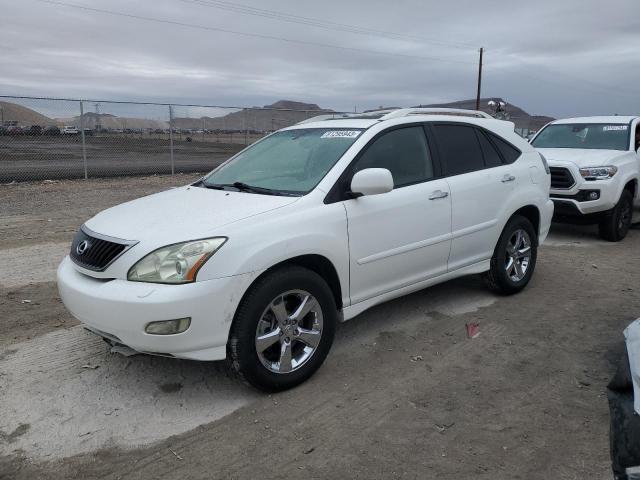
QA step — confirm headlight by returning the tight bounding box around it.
[579,166,617,180]
[128,237,227,284]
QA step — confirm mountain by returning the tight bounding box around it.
[416,98,554,130]
[172,100,331,131]
[0,101,54,126]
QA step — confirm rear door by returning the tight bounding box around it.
[342,125,452,304]
[429,123,520,271]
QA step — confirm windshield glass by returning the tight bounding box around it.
[202,128,364,195]
[532,123,629,151]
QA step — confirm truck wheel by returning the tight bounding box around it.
[228,266,337,392]
[598,190,633,242]
[483,215,538,295]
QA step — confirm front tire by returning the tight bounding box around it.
[598,190,633,242]
[228,266,337,392]
[483,215,538,295]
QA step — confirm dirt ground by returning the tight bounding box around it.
[0,136,244,182]
[1,175,639,479]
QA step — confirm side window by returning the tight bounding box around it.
[433,124,485,176]
[476,130,503,168]
[354,126,434,187]
[488,132,521,164]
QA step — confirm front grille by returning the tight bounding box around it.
[70,226,135,271]
[550,167,575,189]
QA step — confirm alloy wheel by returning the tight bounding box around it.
[255,290,324,374]
[505,228,532,282]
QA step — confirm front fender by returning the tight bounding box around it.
[198,202,350,305]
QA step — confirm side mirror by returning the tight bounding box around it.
[350,168,394,197]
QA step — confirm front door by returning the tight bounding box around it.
[343,125,452,304]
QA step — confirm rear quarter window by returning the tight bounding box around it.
[487,132,521,164]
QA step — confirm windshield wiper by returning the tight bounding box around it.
[201,181,299,196]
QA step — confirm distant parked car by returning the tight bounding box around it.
[153,129,165,134]
[82,128,94,136]
[25,125,43,136]
[0,126,8,136]
[7,126,25,136]
[43,126,61,136]
[61,126,79,135]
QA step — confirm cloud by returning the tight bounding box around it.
[1,0,639,117]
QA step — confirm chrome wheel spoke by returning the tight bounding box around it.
[514,230,524,249]
[296,328,321,348]
[256,328,281,353]
[505,256,515,274]
[516,246,531,258]
[270,297,289,326]
[278,340,293,373]
[290,295,318,322]
[514,260,524,279]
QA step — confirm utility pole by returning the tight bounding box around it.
[475,47,484,111]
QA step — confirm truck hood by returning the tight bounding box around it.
[85,185,299,245]
[537,148,628,168]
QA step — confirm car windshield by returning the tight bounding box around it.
[532,123,629,151]
[201,128,363,195]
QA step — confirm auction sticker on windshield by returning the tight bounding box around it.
[603,125,628,131]
[321,130,361,139]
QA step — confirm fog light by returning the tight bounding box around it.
[588,191,599,200]
[145,317,191,335]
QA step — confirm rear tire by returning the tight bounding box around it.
[483,215,538,295]
[598,190,633,242]
[227,266,337,392]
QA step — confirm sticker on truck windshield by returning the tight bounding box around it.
[603,125,628,131]
[321,130,361,139]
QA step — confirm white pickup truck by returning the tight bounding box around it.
[531,116,640,241]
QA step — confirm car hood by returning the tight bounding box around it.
[537,148,628,167]
[84,185,300,245]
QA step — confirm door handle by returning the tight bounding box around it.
[501,174,516,183]
[429,190,449,200]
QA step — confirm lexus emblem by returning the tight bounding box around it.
[76,240,90,256]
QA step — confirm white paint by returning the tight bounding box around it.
[0,242,69,288]
[0,326,256,460]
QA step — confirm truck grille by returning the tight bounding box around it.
[550,167,575,189]
[70,226,136,271]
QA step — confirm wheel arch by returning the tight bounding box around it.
[509,205,541,241]
[239,254,344,312]
[623,178,637,199]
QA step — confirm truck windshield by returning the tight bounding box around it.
[532,123,629,151]
[202,128,363,195]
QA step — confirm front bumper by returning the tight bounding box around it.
[57,256,258,361]
[549,163,620,217]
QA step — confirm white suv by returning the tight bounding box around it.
[57,108,553,391]
[531,116,640,241]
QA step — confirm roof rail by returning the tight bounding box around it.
[379,108,493,120]
[296,110,397,124]
[295,107,494,125]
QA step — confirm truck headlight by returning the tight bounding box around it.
[579,166,617,180]
[128,238,227,284]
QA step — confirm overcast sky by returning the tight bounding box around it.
[2,0,639,118]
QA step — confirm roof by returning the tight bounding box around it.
[552,116,638,124]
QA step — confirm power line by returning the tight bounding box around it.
[178,0,476,51]
[29,0,476,65]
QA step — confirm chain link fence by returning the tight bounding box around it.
[0,96,341,182]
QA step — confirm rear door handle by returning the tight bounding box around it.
[429,190,449,200]
[502,174,516,183]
